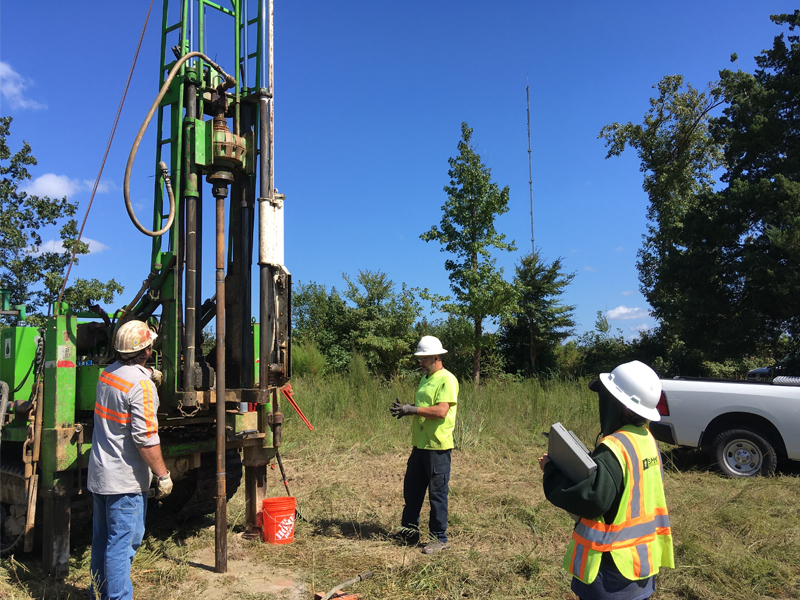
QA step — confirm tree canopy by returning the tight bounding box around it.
[499,251,576,375]
[421,122,517,383]
[292,270,421,377]
[598,11,800,361]
[0,116,122,326]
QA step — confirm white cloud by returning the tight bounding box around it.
[615,246,624,252]
[22,174,82,198]
[630,323,651,332]
[0,61,46,110]
[606,305,650,320]
[622,290,636,296]
[83,179,113,194]
[30,237,109,256]
[584,265,597,272]
[22,174,113,198]
[84,238,110,253]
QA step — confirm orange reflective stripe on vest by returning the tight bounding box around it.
[141,380,158,438]
[99,371,134,394]
[565,425,674,583]
[95,402,132,425]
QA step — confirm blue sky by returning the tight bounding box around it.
[0,1,797,338]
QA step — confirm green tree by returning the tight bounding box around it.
[598,75,724,334]
[599,13,800,360]
[577,311,632,376]
[499,251,576,375]
[421,122,517,383]
[292,281,350,372]
[0,116,122,326]
[706,11,800,352]
[341,270,421,378]
[292,271,422,378]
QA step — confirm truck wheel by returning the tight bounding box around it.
[712,428,777,477]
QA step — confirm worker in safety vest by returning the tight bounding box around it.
[388,335,459,555]
[88,320,173,600]
[539,360,674,600]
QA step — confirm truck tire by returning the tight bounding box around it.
[712,428,777,477]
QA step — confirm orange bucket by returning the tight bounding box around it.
[262,496,296,544]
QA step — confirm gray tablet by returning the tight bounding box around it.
[547,422,597,484]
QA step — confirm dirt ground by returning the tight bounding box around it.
[5,442,797,599]
[143,450,461,600]
[166,537,307,600]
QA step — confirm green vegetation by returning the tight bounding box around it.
[421,122,517,384]
[3,375,799,600]
[290,13,800,381]
[0,117,122,326]
[599,11,800,364]
[500,251,576,376]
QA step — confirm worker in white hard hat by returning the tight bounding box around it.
[538,360,675,600]
[388,335,459,555]
[88,320,172,600]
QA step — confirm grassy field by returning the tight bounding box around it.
[2,376,800,599]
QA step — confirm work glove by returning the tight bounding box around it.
[154,471,173,499]
[390,399,418,419]
[150,368,163,387]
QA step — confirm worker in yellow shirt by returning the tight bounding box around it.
[389,336,459,555]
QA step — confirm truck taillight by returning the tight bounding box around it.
[656,391,670,417]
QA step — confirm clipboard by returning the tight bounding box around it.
[546,422,597,484]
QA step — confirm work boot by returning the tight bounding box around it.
[421,540,449,555]
[388,526,420,546]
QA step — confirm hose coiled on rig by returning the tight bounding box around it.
[123,51,236,237]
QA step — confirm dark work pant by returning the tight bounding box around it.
[401,447,451,543]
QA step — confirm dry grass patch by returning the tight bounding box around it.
[3,378,800,599]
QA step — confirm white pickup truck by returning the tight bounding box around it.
[650,377,800,477]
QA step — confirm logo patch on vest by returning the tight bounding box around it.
[642,456,659,470]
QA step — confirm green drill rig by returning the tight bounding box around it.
[0,0,290,577]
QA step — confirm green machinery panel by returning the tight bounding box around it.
[76,365,103,411]
[0,326,39,403]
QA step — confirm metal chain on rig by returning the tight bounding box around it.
[22,333,45,481]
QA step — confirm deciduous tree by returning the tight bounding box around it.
[598,75,724,332]
[292,271,422,377]
[598,12,800,359]
[0,116,122,326]
[421,122,517,383]
[292,281,350,372]
[342,270,421,378]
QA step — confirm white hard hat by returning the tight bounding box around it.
[414,335,447,356]
[598,360,662,422]
[115,320,157,354]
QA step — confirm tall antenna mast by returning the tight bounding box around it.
[526,78,534,254]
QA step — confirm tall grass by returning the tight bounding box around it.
[282,374,601,456]
[4,374,798,600]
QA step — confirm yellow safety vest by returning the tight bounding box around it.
[563,425,674,584]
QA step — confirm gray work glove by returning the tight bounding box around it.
[390,399,418,419]
[150,368,163,387]
[154,471,173,499]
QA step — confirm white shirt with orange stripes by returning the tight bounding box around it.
[87,362,161,495]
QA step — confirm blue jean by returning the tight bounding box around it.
[90,492,147,600]
[401,447,451,543]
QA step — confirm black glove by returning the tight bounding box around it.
[390,399,418,419]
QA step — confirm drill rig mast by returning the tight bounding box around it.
[0,0,290,576]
